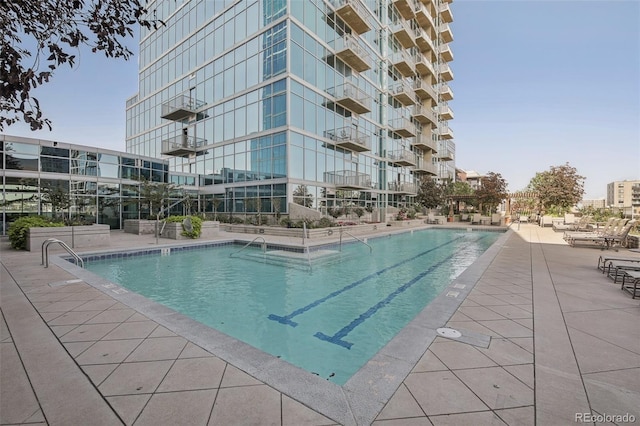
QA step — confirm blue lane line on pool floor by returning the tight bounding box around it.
[313,255,453,349]
[267,236,465,327]
[314,234,491,349]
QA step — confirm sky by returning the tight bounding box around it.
[4,0,640,199]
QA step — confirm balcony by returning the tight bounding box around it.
[328,82,372,114]
[390,50,416,77]
[334,34,372,72]
[413,78,437,101]
[438,43,453,62]
[412,105,438,126]
[390,80,416,106]
[389,117,417,138]
[390,19,415,49]
[414,54,436,78]
[414,1,436,32]
[439,3,453,23]
[438,104,454,120]
[324,170,372,190]
[331,0,371,34]
[439,63,454,81]
[413,157,438,175]
[160,94,206,121]
[437,142,454,160]
[389,181,418,194]
[415,26,436,54]
[437,83,453,101]
[412,133,437,152]
[325,126,370,152]
[439,23,453,43]
[439,125,454,140]
[388,149,417,167]
[161,134,207,157]
[393,0,414,20]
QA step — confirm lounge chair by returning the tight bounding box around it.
[606,260,640,283]
[620,270,640,299]
[568,220,635,250]
[470,213,481,224]
[597,255,640,274]
[491,213,502,225]
[426,213,438,224]
[564,217,618,242]
[553,215,592,232]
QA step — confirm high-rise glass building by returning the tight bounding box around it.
[125,0,454,218]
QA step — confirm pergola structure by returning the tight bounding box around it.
[506,191,540,216]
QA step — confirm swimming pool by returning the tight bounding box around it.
[84,228,501,385]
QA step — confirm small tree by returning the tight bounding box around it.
[476,172,508,215]
[416,177,443,210]
[527,163,585,213]
[1,0,163,131]
[353,207,364,221]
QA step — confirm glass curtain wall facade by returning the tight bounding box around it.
[0,135,197,233]
[125,0,454,218]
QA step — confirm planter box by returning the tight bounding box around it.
[160,221,220,240]
[27,225,110,252]
[124,219,157,235]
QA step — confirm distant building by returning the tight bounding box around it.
[580,199,606,210]
[456,169,483,189]
[607,180,640,217]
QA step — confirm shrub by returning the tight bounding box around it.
[164,215,203,238]
[8,216,64,250]
[317,217,334,228]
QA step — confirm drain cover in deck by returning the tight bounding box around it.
[436,327,462,339]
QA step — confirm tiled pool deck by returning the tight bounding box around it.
[1,223,639,425]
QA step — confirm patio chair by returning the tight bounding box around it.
[470,213,481,224]
[491,213,502,225]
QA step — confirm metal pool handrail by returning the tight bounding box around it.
[339,228,373,253]
[42,238,84,268]
[230,236,267,257]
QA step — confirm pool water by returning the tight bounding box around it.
[85,229,501,384]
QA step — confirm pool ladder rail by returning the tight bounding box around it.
[41,238,84,268]
[339,228,373,253]
[229,236,267,258]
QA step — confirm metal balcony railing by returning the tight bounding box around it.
[160,94,206,121]
[324,171,372,189]
[161,134,207,157]
[325,126,370,152]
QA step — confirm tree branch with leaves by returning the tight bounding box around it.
[0,0,163,131]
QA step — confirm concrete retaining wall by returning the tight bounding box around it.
[27,225,111,252]
[220,223,390,239]
[123,220,156,235]
[161,221,220,240]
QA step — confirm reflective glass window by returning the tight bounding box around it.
[41,156,70,173]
